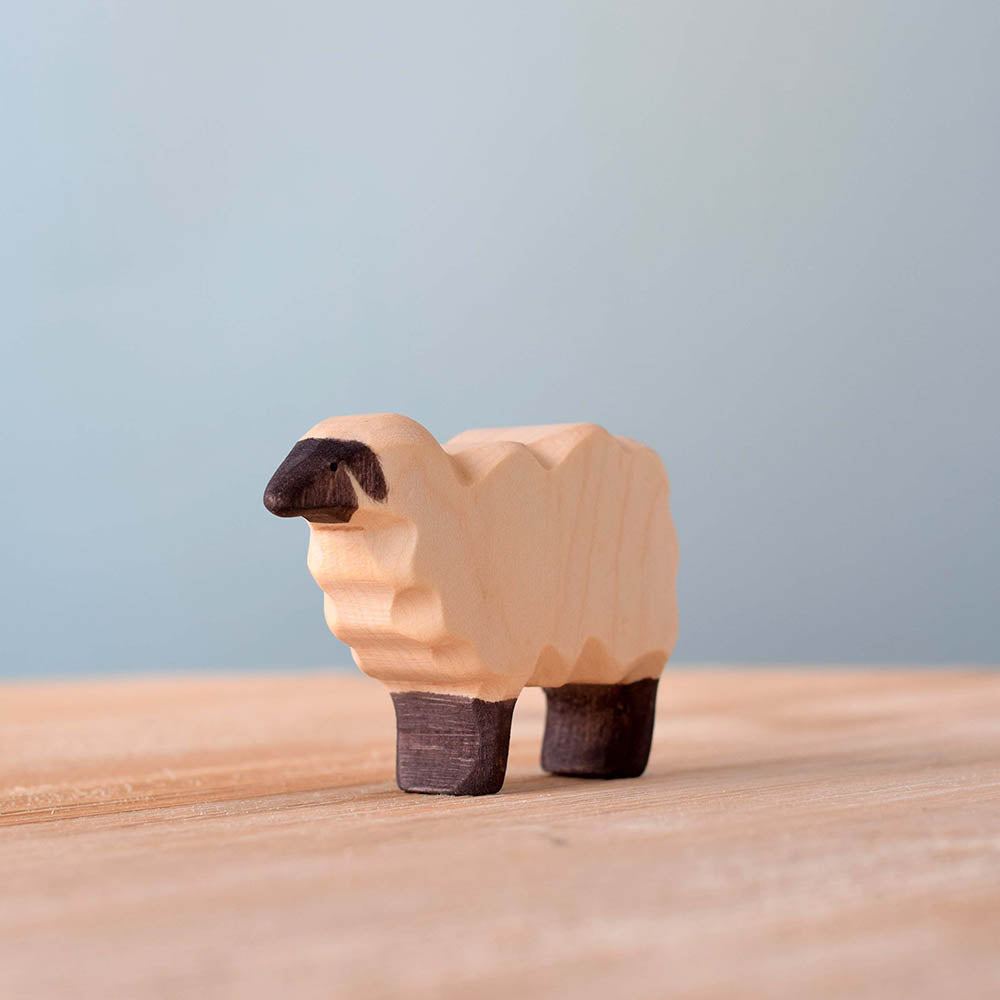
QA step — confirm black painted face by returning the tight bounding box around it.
[263,438,388,524]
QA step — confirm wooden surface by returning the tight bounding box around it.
[2,669,998,999]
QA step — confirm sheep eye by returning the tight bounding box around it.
[329,461,339,473]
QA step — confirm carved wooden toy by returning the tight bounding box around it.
[264,414,678,795]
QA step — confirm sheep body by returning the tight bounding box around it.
[295,415,677,702]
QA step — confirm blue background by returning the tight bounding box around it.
[3,2,997,678]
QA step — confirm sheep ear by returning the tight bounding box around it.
[341,443,388,502]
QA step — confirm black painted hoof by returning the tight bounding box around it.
[541,678,658,779]
[390,691,517,795]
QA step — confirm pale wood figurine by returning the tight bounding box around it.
[264,414,678,795]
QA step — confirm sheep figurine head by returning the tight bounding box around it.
[263,413,452,530]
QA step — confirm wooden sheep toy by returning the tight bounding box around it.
[264,414,678,795]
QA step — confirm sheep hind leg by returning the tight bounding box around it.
[541,679,658,779]
[390,691,517,795]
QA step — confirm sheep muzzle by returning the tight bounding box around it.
[263,437,387,524]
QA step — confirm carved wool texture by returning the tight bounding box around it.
[303,416,679,702]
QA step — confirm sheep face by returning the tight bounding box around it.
[263,437,388,525]
[263,413,450,530]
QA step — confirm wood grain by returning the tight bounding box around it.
[266,414,678,702]
[2,669,998,999]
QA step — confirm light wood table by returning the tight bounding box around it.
[2,669,998,999]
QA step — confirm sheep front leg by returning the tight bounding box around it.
[389,691,518,795]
